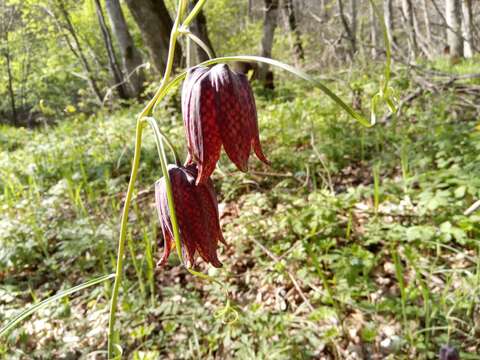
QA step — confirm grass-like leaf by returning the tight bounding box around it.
[0,273,115,337]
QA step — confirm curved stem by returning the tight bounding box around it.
[182,0,208,28]
[154,55,374,127]
[144,117,182,166]
[107,119,144,359]
[144,116,183,262]
[180,30,214,60]
[106,1,187,358]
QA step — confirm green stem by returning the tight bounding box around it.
[144,117,182,166]
[154,55,374,128]
[106,1,187,358]
[107,119,144,359]
[182,0,208,28]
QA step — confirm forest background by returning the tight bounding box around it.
[1,0,480,359]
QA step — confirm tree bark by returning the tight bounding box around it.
[401,0,418,59]
[369,0,378,59]
[124,0,181,74]
[105,0,144,98]
[259,0,279,87]
[422,0,433,44]
[337,0,357,61]
[461,0,474,57]
[94,0,128,99]
[188,0,216,64]
[445,0,463,58]
[4,31,17,124]
[282,0,305,66]
[55,0,103,103]
[383,0,395,48]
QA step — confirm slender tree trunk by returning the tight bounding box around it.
[282,0,305,66]
[56,0,103,103]
[445,0,463,58]
[349,0,357,54]
[369,0,378,59]
[94,0,128,99]
[422,0,433,44]
[337,0,356,61]
[4,32,17,124]
[125,0,181,74]
[259,0,279,86]
[320,0,327,20]
[401,0,418,59]
[105,0,144,98]
[188,0,216,63]
[462,0,474,57]
[248,0,253,19]
[430,0,448,43]
[383,0,395,47]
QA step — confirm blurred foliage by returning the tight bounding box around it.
[1,0,480,358]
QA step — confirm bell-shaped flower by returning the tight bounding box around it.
[439,345,459,360]
[182,63,269,184]
[155,164,224,268]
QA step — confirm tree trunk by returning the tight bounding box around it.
[422,0,432,44]
[4,31,17,124]
[320,0,327,20]
[259,0,279,87]
[369,0,378,59]
[337,0,357,61]
[282,0,304,66]
[188,0,216,64]
[462,0,474,57]
[56,0,103,103]
[445,0,463,58]
[401,0,418,59]
[105,0,144,98]
[94,0,128,99]
[349,0,357,54]
[383,0,395,47]
[248,0,253,20]
[124,0,181,74]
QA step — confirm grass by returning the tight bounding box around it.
[1,64,480,359]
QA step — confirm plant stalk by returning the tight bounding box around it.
[106,1,187,358]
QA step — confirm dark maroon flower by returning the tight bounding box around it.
[155,164,224,268]
[439,345,460,360]
[182,63,269,184]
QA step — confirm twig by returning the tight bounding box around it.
[248,236,315,312]
[464,200,480,216]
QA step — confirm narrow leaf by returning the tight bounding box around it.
[0,273,115,337]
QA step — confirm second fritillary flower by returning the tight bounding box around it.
[155,164,224,268]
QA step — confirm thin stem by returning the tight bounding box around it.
[107,119,144,359]
[182,0,208,28]
[154,55,374,127]
[144,117,182,165]
[106,1,187,358]
[181,30,214,59]
[155,128,184,263]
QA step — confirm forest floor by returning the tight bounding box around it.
[1,62,480,359]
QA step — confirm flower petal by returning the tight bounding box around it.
[210,64,251,172]
[238,75,270,165]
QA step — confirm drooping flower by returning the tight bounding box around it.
[439,345,460,360]
[155,164,224,268]
[182,63,269,184]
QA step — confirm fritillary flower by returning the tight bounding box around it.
[155,164,224,268]
[182,63,269,184]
